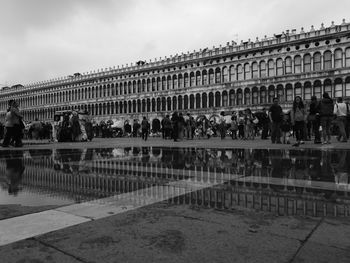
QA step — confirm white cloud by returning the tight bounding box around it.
[0,0,349,86]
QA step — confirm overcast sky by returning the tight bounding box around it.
[0,0,349,86]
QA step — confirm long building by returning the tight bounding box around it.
[1,20,350,128]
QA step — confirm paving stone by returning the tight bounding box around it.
[292,241,350,263]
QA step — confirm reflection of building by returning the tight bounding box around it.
[1,22,350,127]
[0,147,349,216]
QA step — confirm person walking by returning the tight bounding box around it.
[333,97,348,142]
[318,92,334,144]
[268,97,283,144]
[308,96,321,144]
[141,116,150,141]
[291,96,307,147]
[2,100,23,147]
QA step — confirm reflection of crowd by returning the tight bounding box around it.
[1,147,349,201]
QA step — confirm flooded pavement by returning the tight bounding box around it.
[1,146,350,262]
[1,147,349,218]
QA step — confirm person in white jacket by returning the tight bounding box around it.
[334,97,348,142]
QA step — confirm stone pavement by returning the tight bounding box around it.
[0,137,349,263]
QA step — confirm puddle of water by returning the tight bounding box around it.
[0,147,349,217]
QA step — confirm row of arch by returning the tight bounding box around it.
[10,77,350,122]
[1,48,350,111]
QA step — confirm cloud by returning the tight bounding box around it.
[0,0,350,86]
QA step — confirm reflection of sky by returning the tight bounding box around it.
[0,188,73,207]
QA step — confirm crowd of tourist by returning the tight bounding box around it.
[1,92,350,147]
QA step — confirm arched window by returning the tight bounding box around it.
[268,86,275,103]
[268,60,274,77]
[304,54,311,72]
[324,79,332,97]
[244,63,250,79]
[286,84,293,101]
[244,89,250,105]
[237,64,243,80]
[293,83,301,99]
[215,92,221,107]
[202,93,207,108]
[162,77,166,90]
[222,91,228,106]
[334,78,343,98]
[324,50,332,70]
[142,80,146,92]
[346,48,350,67]
[190,72,195,87]
[208,69,214,84]
[173,75,178,89]
[294,55,302,73]
[178,74,183,88]
[252,88,258,104]
[202,70,208,85]
[285,57,292,74]
[229,66,235,81]
[277,85,284,102]
[236,89,243,105]
[151,78,156,91]
[260,61,267,77]
[184,73,189,87]
[167,77,172,90]
[313,80,322,99]
[252,62,258,78]
[334,49,343,68]
[276,58,283,76]
[156,98,161,111]
[196,71,201,86]
[313,52,322,71]
[208,92,214,107]
[345,77,350,96]
[167,97,171,111]
[184,95,188,110]
[147,79,151,92]
[195,93,201,108]
[215,68,221,83]
[304,82,312,100]
[222,67,229,82]
[161,97,166,111]
[229,90,235,106]
[260,87,267,104]
[156,77,161,91]
[172,97,177,110]
[178,95,183,110]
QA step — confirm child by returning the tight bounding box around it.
[280,113,292,144]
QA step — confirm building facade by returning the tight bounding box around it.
[1,21,350,127]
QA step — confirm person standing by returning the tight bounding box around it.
[141,116,150,141]
[178,112,185,140]
[318,92,334,144]
[218,111,226,139]
[171,111,179,142]
[2,100,23,147]
[268,97,283,144]
[333,97,348,142]
[308,96,321,144]
[291,96,307,147]
[260,108,269,140]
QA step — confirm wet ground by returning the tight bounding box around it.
[0,138,350,262]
